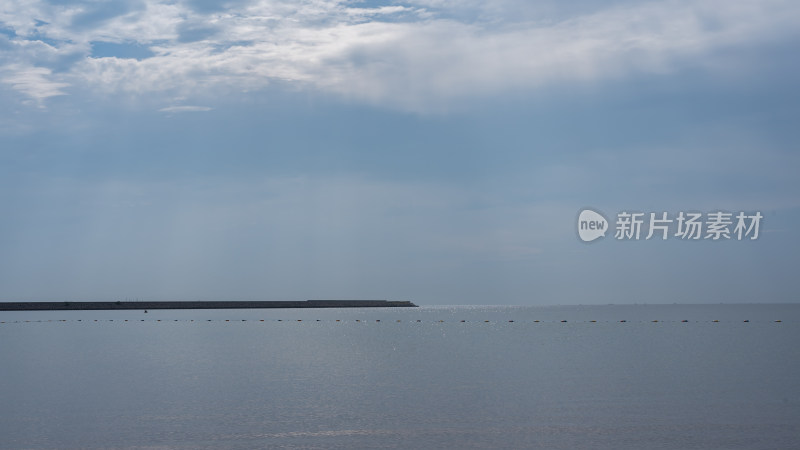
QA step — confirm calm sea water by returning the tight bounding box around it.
[1,304,798,449]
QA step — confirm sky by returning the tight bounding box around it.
[1,0,799,305]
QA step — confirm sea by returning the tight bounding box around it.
[1,304,798,449]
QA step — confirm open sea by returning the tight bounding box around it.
[1,304,798,449]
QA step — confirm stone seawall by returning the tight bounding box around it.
[0,300,418,310]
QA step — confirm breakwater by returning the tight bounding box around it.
[0,300,417,311]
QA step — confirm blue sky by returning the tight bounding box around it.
[1,0,798,304]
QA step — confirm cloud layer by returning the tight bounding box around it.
[2,0,799,110]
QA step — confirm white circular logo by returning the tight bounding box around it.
[577,208,608,242]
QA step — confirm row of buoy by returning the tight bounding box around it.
[0,319,785,324]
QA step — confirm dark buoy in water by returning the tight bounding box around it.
[144,310,148,313]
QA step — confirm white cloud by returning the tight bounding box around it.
[1,65,69,104]
[158,105,213,113]
[1,0,798,110]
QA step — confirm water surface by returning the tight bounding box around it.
[1,304,798,449]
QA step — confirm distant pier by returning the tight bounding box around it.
[0,300,417,311]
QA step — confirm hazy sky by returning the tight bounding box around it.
[1,0,798,304]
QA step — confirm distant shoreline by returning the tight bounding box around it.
[0,300,418,311]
